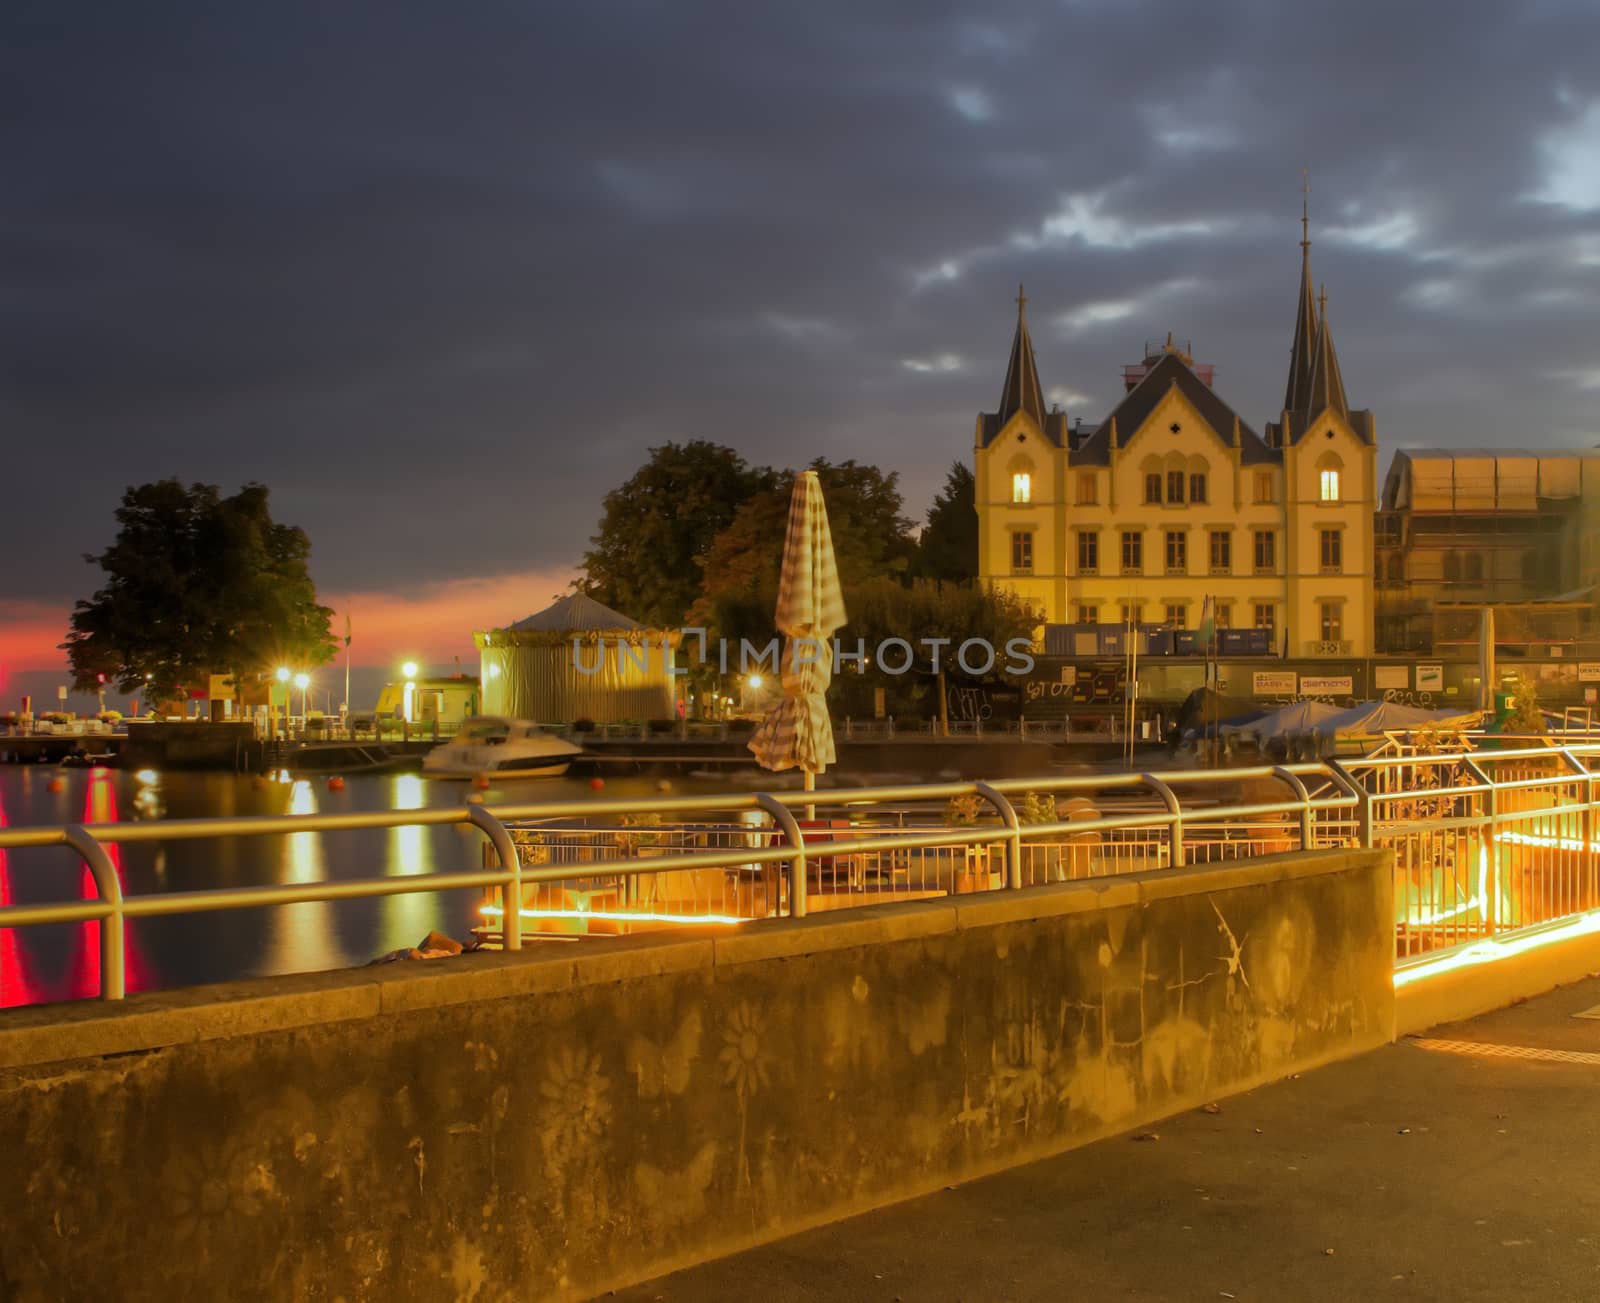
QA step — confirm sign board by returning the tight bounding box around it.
[1373,665,1408,690]
[1252,671,1297,695]
[1579,664,1600,683]
[1416,664,1444,692]
[1300,675,1353,695]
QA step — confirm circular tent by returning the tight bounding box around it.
[474,593,677,724]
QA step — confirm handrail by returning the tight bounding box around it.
[0,752,1590,1002]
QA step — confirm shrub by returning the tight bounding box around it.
[944,794,983,825]
[1018,792,1058,825]
[97,711,123,724]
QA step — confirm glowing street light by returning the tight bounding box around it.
[293,672,310,721]
[401,661,418,723]
[747,674,764,691]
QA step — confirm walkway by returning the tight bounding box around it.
[612,978,1600,1303]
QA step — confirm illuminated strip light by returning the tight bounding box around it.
[1497,829,1596,853]
[1394,907,1600,988]
[480,903,744,926]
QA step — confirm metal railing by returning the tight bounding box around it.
[3,744,1600,1001]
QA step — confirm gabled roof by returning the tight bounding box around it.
[1070,351,1278,466]
[509,591,645,633]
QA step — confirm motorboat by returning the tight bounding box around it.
[422,716,583,779]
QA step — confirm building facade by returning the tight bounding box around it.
[975,223,1378,655]
[1375,449,1600,653]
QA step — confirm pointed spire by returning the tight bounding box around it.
[1282,172,1317,415]
[997,282,1047,428]
[1305,284,1349,420]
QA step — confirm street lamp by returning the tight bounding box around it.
[275,666,291,738]
[294,672,310,724]
[401,661,418,724]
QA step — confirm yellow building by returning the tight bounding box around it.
[975,220,1377,656]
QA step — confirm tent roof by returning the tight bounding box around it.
[508,591,647,633]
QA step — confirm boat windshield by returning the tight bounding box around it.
[460,720,510,741]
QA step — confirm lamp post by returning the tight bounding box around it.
[294,673,310,728]
[275,666,291,738]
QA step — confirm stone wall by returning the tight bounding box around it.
[0,848,1393,1302]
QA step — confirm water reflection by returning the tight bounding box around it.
[381,773,435,952]
[262,780,345,976]
[69,768,150,998]
[0,787,38,1008]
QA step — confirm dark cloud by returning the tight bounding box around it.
[4,0,1600,606]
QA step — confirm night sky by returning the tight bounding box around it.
[5,0,1600,677]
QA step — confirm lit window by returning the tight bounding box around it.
[1320,468,1341,501]
[1011,531,1033,573]
[1012,472,1031,504]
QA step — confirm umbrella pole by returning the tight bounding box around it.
[804,768,816,822]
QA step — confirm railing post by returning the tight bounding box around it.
[756,793,807,918]
[63,824,124,1000]
[1140,774,1184,868]
[1271,766,1314,850]
[974,781,1022,889]
[1460,754,1495,936]
[468,805,522,952]
[1326,759,1370,847]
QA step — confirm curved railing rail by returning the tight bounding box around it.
[1,747,1597,1001]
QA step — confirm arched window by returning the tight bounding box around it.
[1316,451,1344,503]
[1012,472,1031,504]
[1443,553,1461,584]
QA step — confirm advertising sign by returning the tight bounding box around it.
[1373,665,1408,690]
[1299,675,1354,695]
[1416,664,1444,691]
[1579,664,1600,683]
[1252,671,1297,695]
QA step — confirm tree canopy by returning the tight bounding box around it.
[581,440,773,629]
[62,480,336,702]
[912,461,977,582]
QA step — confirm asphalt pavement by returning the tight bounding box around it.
[608,977,1600,1303]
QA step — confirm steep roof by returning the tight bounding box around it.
[509,591,645,633]
[1303,287,1349,422]
[996,285,1046,430]
[1282,200,1318,415]
[1070,351,1278,466]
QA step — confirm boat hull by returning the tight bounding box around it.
[423,756,575,779]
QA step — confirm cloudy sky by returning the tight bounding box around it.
[4,0,1600,675]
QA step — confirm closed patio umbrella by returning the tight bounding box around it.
[748,471,847,807]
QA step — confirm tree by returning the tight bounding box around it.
[581,441,773,629]
[913,461,977,581]
[62,480,336,703]
[689,459,917,643]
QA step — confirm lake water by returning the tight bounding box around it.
[0,764,730,1008]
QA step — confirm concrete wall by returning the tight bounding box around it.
[0,848,1393,1303]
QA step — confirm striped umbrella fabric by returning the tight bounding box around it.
[749,471,847,775]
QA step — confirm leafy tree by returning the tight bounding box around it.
[913,461,977,581]
[62,480,335,703]
[581,441,773,628]
[689,459,917,642]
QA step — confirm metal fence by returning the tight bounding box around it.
[2,744,1599,1001]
